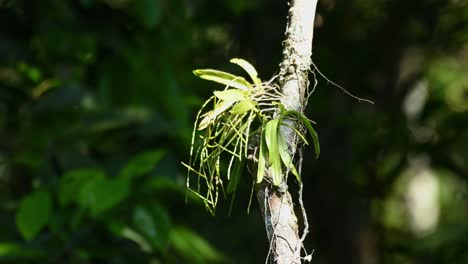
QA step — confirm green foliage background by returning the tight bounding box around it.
[0,0,467,263]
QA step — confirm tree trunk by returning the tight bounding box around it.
[256,0,318,263]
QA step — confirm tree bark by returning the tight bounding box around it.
[256,1,318,263]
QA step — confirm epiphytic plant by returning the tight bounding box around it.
[183,58,319,214]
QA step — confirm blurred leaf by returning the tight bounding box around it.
[119,150,166,180]
[108,222,152,252]
[170,226,223,263]
[133,204,171,252]
[59,168,104,207]
[0,243,45,259]
[79,174,130,216]
[16,190,52,240]
[17,62,42,83]
[415,224,468,251]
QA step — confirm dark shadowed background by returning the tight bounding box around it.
[1,0,467,263]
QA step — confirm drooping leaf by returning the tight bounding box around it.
[298,116,320,159]
[16,190,52,240]
[278,131,300,182]
[282,108,320,158]
[230,58,261,85]
[193,69,252,91]
[230,100,255,115]
[227,158,244,194]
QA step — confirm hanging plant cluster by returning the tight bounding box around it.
[183,58,319,213]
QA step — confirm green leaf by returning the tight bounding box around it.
[109,223,152,253]
[193,69,252,91]
[257,129,266,184]
[119,150,166,180]
[133,204,171,252]
[283,109,320,158]
[230,100,255,115]
[227,159,243,194]
[265,118,282,186]
[300,117,320,159]
[278,131,300,182]
[77,172,129,216]
[230,58,261,85]
[170,226,223,263]
[213,89,247,102]
[16,190,52,240]
[197,99,236,130]
[0,242,45,259]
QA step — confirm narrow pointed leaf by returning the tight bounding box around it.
[193,69,252,90]
[256,131,266,183]
[301,118,320,158]
[230,58,261,85]
[278,131,300,182]
[227,159,243,194]
[283,109,320,158]
[197,100,237,130]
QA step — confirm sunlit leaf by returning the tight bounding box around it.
[230,58,261,85]
[193,69,252,91]
[265,118,282,186]
[213,89,247,102]
[257,129,266,184]
[230,100,255,115]
[16,190,52,240]
[197,100,237,130]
